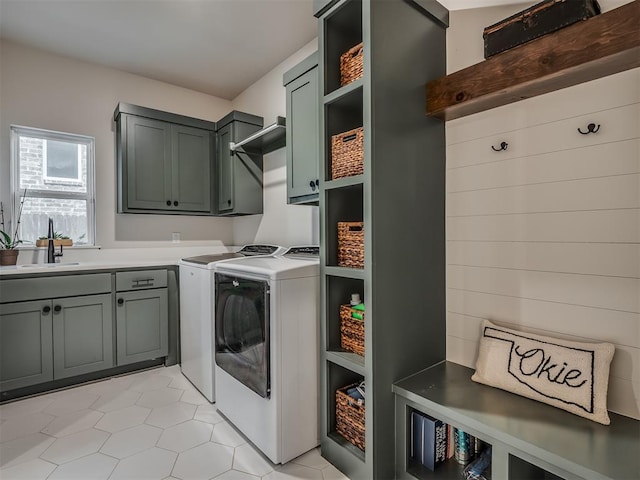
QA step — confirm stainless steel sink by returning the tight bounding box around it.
[18,263,81,268]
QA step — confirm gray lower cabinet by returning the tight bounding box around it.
[215,111,264,215]
[0,300,54,391]
[116,289,168,366]
[52,294,113,380]
[284,52,320,205]
[115,103,216,215]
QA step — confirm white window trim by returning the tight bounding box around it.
[10,125,96,246]
[42,140,83,183]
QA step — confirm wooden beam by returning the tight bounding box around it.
[426,0,640,121]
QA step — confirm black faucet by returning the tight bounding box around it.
[47,218,63,263]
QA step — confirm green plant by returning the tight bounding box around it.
[38,232,70,240]
[0,190,27,250]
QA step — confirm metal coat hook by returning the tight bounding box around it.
[491,141,508,152]
[578,123,600,135]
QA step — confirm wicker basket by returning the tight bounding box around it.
[340,304,365,356]
[331,127,364,180]
[336,383,365,451]
[337,222,364,269]
[340,42,364,86]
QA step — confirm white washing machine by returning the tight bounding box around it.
[214,246,319,464]
[179,244,285,402]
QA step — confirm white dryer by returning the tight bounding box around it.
[214,246,319,464]
[179,244,285,402]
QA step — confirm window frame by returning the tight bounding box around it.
[10,125,96,246]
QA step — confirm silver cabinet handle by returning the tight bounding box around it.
[132,278,154,288]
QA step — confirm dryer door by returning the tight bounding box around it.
[214,272,270,398]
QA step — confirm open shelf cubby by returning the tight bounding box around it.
[326,275,365,355]
[324,183,363,268]
[327,360,366,461]
[509,456,562,480]
[324,85,363,184]
[323,0,362,95]
[405,406,492,480]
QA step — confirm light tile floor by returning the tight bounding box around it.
[0,366,350,480]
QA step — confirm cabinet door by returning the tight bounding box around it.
[217,124,234,213]
[287,65,320,204]
[116,288,168,366]
[0,300,53,391]
[125,115,173,210]
[52,294,114,379]
[171,124,212,212]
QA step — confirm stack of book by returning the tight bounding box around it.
[410,411,488,472]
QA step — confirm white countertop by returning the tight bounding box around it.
[0,245,239,276]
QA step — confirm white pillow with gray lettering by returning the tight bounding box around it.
[471,320,615,425]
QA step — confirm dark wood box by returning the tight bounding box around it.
[483,0,601,58]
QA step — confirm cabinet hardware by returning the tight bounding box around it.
[315,179,319,187]
[166,200,171,206]
[42,306,51,314]
[309,180,316,191]
[53,305,62,313]
[173,201,179,207]
[491,141,508,151]
[132,278,155,288]
[578,122,600,134]
[117,298,124,305]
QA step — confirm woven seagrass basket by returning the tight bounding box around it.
[340,304,365,356]
[331,127,364,180]
[337,222,364,269]
[336,383,365,451]
[340,42,364,86]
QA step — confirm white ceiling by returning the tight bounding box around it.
[0,0,532,100]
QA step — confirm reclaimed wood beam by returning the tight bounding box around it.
[426,0,640,121]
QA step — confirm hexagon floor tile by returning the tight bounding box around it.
[156,420,213,453]
[41,409,104,437]
[40,428,109,465]
[232,443,275,477]
[47,453,117,480]
[171,442,234,480]
[264,463,324,480]
[0,411,54,443]
[0,433,56,469]
[94,405,150,433]
[137,387,183,408]
[90,389,141,413]
[109,447,177,480]
[145,401,196,429]
[99,424,162,459]
[0,366,351,480]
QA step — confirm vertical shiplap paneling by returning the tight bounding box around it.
[445,68,640,420]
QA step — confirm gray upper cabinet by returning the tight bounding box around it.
[52,294,113,380]
[284,52,320,205]
[125,115,172,211]
[215,111,264,215]
[115,103,216,215]
[0,300,53,391]
[172,124,212,212]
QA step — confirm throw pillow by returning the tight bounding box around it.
[471,320,615,425]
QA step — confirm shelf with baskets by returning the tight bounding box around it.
[319,1,447,479]
[326,360,367,462]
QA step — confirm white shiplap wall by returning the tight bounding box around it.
[445,68,640,420]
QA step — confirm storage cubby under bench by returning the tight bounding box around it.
[393,361,639,480]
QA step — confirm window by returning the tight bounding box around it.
[11,126,95,246]
[43,140,83,183]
